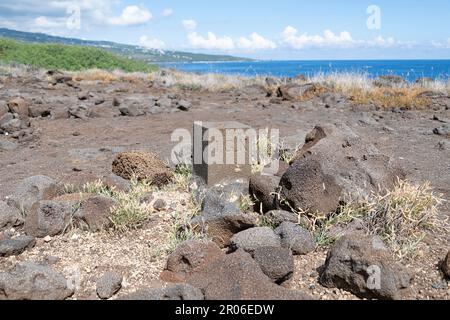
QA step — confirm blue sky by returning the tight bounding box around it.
[0,0,449,59]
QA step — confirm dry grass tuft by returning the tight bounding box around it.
[149,69,268,92]
[64,166,200,236]
[251,136,298,174]
[362,180,444,258]
[301,179,444,258]
[310,72,450,109]
[348,87,432,110]
[109,178,155,232]
[71,69,154,84]
[72,69,119,83]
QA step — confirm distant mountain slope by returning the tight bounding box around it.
[0,28,250,63]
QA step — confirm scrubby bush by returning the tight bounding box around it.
[302,179,444,258]
[0,38,155,72]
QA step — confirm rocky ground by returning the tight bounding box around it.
[0,70,449,300]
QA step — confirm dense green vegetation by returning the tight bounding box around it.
[0,38,156,72]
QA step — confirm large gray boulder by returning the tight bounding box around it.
[186,250,312,300]
[319,235,413,300]
[0,262,74,300]
[0,201,23,230]
[161,240,224,283]
[230,227,281,253]
[8,175,61,213]
[279,158,342,214]
[283,123,403,214]
[24,201,73,238]
[275,222,316,255]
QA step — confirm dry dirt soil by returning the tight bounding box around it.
[0,75,449,300]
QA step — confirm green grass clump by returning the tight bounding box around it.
[0,38,156,72]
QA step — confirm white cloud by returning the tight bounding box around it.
[0,18,18,29]
[162,8,173,17]
[281,26,402,49]
[371,36,396,48]
[432,38,450,49]
[34,16,66,28]
[108,5,152,26]
[282,26,355,49]
[139,36,166,49]
[187,31,235,50]
[183,21,274,51]
[0,0,117,20]
[182,19,197,31]
[237,32,277,50]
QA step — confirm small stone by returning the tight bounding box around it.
[140,193,154,204]
[230,227,281,253]
[252,246,294,284]
[437,141,450,150]
[433,124,450,137]
[8,175,61,214]
[262,210,298,227]
[0,235,36,257]
[0,262,73,300]
[0,201,23,231]
[43,256,60,265]
[153,199,167,211]
[96,272,123,299]
[74,196,117,232]
[25,201,72,238]
[44,236,52,243]
[442,251,450,278]
[156,98,173,109]
[275,222,316,255]
[0,140,18,151]
[177,100,192,111]
[71,234,80,241]
[161,240,224,283]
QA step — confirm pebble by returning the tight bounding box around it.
[44,236,52,243]
[71,234,80,241]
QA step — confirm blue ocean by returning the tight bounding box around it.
[161,60,450,82]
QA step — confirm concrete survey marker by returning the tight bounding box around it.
[193,121,252,186]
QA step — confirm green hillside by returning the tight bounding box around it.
[0,38,155,72]
[0,28,251,63]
